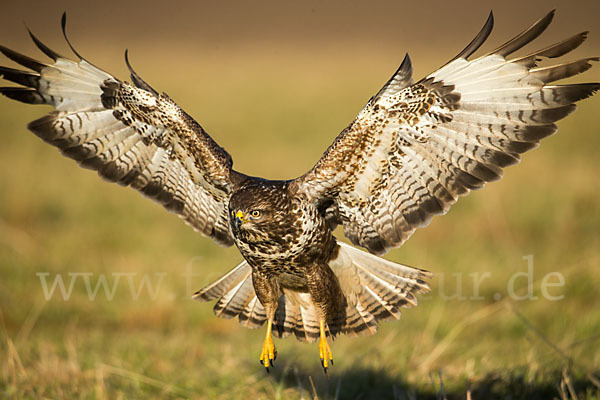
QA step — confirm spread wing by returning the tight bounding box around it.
[0,14,240,246]
[293,11,599,255]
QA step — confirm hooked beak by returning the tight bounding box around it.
[234,211,245,229]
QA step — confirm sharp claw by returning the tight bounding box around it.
[259,323,277,372]
[318,320,333,374]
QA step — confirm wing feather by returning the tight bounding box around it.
[294,11,599,254]
[0,19,240,245]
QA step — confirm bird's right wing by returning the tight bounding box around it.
[0,15,240,246]
[293,11,599,255]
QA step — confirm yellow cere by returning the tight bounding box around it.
[235,210,245,222]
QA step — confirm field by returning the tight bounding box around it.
[1,2,600,398]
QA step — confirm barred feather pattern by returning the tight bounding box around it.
[2,12,598,351]
[194,242,431,342]
[294,10,599,255]
[193,260,320,341]
[0,26,237,245]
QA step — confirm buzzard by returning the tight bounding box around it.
[1,11,597,373]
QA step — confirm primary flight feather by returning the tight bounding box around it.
[1,10,597,373]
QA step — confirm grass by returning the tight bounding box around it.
[0,41,599,399]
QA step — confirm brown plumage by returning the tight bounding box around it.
[1,11,598,373]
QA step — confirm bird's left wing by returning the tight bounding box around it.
[293,11,599,255]
[0,16,240,246]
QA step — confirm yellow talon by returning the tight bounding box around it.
[259,319,277,371]
[319,320,333,373]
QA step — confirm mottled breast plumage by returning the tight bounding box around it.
[228,179,338,277]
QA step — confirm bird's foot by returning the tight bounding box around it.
[318,334,333,374]
[259,334,277,372]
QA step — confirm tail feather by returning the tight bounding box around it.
[194,242,432,342]
[238,296,266,329]
[193,260,262,322]
[213,276,255,320]
[356,268,415,313]
[292,299,321,342]
[362,284,401,320]
[193,260,250,301]
[345,301,378,337]
[331,242,431,337]
[271,293,299,339]
[270,290,322,342]
[337,242,431,293]
[194,261,322,340]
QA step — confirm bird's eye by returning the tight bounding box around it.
[250,210,261,219]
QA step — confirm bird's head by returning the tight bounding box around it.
[228,180,294,245]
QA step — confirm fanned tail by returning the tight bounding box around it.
[329,242,431,337]
[194,262,324,343]
[193,261,267,328]
[194,242,432,342]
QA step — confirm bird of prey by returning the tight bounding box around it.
[0,11,597,373]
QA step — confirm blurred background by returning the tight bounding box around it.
[0,0,599,398]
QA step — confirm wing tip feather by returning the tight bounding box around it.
[61,12,85,61]
[124,49,159,95]
[490,9,556,58]
[0,86,44,104]
[27,26,63,61]
[451,10,494,62]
